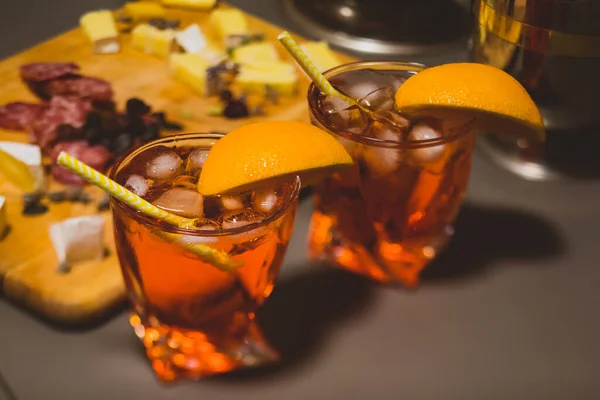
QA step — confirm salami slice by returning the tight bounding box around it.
[32,76,114,102]
[0,102,47,131]
[20,62,80,83]
[29,96,93,150]
[51,140,111,186]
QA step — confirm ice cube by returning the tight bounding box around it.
[325,104,369,135]
[187,149,209,171]
[391,76,407,92]
[408,123,446,164]
[221,196,245,211]
[345,81,381,101]
[361,123,403,176]
[177,221,220,246]
[221,208,267,230]
[221,208,271,253]
[154,188,204,218]
[376,111,411,130]
[358,87,394,113]
[338,69,400,101]
[124,174,150,197]
[146,148,183,180]
[172,175,198,190]
[322,95,353,114]
[251,189,278,213]
[337,136,359,158]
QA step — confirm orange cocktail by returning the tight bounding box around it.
[307,61,477,287]
[306,60,543,288]
[110,133,300,381]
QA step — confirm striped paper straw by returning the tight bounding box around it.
[277,31,354,103]
[58,151,194,228]
[56,151,242,272]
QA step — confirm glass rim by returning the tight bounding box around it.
[308,60,475,149]
[108,132,302,237]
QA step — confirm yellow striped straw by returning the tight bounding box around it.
[58,151,195,228]
[277,31,354,103]
[56,151,242,272]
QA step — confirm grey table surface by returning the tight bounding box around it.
[1,1,599,399]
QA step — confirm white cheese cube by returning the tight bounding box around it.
[80,10,121,54]
[49,215,106,271]
[176,24,207,54]
[0,142,46,192]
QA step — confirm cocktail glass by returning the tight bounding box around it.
[109,133,300,381]
[307,61,476,287]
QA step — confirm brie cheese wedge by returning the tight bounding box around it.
[49,215,105,272]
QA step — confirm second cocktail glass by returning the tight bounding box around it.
[307,61,476,287]
[109,133,300,381]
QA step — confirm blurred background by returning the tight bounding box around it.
[4,0,600,181]
[0,0,471,62]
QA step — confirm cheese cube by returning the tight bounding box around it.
[131,24,177,58]
[209,9,248,42]
[237,61,298,96]
[169,53,211,96]
[148,27,177,57]
[232,42,280,66]
[175,24,207,54]
[49,215,105,272]
[300,41,341,72]
[175,24,225,63]
[131,23,152,51]
[124,1,166,22]
[0,196,7,240]
[80,10,120,54]
[0,142,46,192]
[162,0,217,10]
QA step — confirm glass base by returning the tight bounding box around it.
[129,314,279,382]
[308,210,453,288]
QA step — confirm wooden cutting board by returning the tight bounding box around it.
[0,3,354,326]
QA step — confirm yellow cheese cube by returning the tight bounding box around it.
[162,0,217,10]
[237,61,298,97]
[169,53,211,96]
[79,10,120,54]
[232,42,280,66]
[148,27,177,57]
[124,1,166,22]
[300,41,341,72]
[131,24,153,52]
[209,9,248,40]
[131,24,176,58]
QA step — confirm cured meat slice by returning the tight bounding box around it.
[0,102,47,131]
[20,62,80,82]
[50,140,111,186]
[30,76,114,102]
[28,96,93,150]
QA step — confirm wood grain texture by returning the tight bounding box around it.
[0,3,353,325]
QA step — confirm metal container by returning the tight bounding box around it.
[283,0,472,55]
[471,0,600,180]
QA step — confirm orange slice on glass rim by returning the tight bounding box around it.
[394,62,545,142]
[197,121,353,196]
